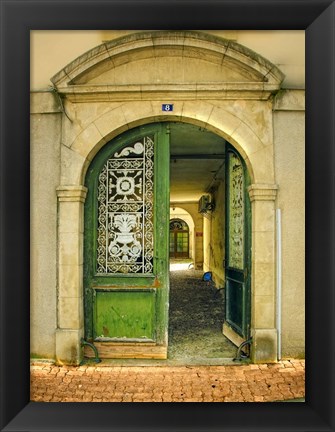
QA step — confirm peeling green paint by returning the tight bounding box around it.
[94,290,156,340]
[225,145,252,340]
[84,123,170,348]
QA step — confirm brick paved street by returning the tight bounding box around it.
[30,359,305,402]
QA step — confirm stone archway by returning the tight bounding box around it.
[170,206,201,267]
[54,31,282,364]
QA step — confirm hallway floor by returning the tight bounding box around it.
[168,264,237,363]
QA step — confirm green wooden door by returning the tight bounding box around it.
[84,123,170,358]
[225,147,251,341]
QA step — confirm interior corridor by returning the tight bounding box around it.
[168,260,237,363]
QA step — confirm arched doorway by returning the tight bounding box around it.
[54,31,281,364]
[170,206,197,267]
[169,219,190,259]
[82,120,252,361]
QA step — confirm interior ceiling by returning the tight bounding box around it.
[169,122,226,203]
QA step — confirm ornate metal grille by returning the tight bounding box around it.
[96,136,154,274]
[228,152,244,270]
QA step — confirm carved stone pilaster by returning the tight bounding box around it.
[56,185,88,203]
[56,184,87,365]
[248,184,278,202]
[248,183,278,363]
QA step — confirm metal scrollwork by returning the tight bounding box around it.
[96,136,154,274]
[228,152,244,270]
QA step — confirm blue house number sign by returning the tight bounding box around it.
[162,104,174,112]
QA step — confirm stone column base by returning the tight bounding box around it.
[251,328,278,363]
[55,328,84,365]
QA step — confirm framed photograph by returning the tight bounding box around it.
[1,1,334,431]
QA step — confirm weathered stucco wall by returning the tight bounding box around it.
[30,92,62,358]
[274,90,305,358]
[203,182,226,286]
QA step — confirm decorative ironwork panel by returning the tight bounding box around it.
[96,136,154,274]
[228,152,244,270]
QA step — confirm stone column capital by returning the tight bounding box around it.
[248,184,278,202]
[56,185,88,202]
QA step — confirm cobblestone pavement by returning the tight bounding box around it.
[30,359,305,402]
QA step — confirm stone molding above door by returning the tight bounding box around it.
[51,31,284,99]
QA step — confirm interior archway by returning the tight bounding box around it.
[170,208,195,266]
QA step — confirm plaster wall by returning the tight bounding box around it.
[203,181,226,287]
[273,91,305,358]
[30,92,62,358]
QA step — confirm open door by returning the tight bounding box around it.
[84,123,170,359]
[223,146,251,347]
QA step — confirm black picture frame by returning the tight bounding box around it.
[1,1,334,431]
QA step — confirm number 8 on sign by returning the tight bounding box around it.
[162,104,173,112]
